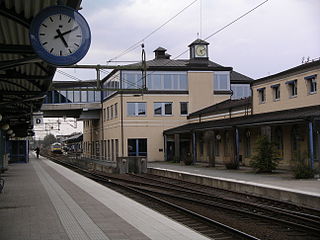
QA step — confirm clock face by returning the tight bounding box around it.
[29,6,91,66]
[39,14,83,57]
[195,45,207,57]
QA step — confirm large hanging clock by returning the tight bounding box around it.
[29,5,91,66]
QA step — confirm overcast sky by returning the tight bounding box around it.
[53,0,320,80]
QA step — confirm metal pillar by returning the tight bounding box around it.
[235,127,240,167]
[192,131,197,164]
[163,135,167,161]
[174,134,180,162]
[308,121,314,169]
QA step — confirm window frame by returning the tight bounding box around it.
[154,102,173,116]
[146,71,188,91]
[214,71,230,91]
[257,87,266,104]
[127,102,147,116]
[286,80,297,98]
[180,102,188,115]
[305,75,317,94]
[114,103,118,118]
[230,84,251,100]
[271,84,280,101]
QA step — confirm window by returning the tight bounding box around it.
[81,90,87,102]
[88,89,94,102]
[107,107,110,120]
[127,102,146,116]
[103,109,106,121]
[146,71,188,90]
[257,87,266,104]
[154,102,172,116]
[271,84,280,101]
[128,139,147,156]
[94,91,101,102]
[122,71,143,89]
[114,103,118,118]
[231,84,251,99]
[214,72,230,91]
[180,102,188,115]
[286,80,297,97]
[305,75,317,94]
[107,140,110,160]
[110,105,113,119]
[67,91,74,102]
[111,139,114,161]
[74,91,80,102]
[115,139,119,158]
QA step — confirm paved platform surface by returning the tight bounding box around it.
[148,162,320,195]
[148,162,320,209]
[0,155,210,240]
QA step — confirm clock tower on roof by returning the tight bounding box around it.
[188,39,209,60]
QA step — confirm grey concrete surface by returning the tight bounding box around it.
[148,162,320,209]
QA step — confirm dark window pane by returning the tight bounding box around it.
[165,103,172,115]
[128,139,137,156]
[180,102,188,115]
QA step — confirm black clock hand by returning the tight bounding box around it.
[54,26,79,39]
[55,29,68,48]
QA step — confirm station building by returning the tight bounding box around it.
[83,39,319,169]
[82,39,253,161]
[164,59,320,168]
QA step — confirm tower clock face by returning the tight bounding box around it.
[195,45,207,57]
[29,6,91,66]
[39,14,83,57]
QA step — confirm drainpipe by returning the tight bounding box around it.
[120,71,124,157]
[308,121,314,169]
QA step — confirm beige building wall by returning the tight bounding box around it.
[85,68,245,162]
[253,69,319,114]
[188,71,230,113]
[97,93,191,161]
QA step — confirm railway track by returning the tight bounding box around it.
[43,153,320,240]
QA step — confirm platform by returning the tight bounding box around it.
[0,154,210,240]
[148,162,320,209]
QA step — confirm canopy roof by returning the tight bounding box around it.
[0,0,81,137]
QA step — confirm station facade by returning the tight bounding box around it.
[82,39,253,161]
[164,60,320,168]
[82,39,319,169]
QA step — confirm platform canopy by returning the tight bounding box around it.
[0,0,82,137]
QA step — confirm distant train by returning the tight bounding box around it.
[51,142,62,154]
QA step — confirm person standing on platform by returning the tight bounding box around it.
[34,147,40,159]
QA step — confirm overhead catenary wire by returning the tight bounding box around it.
[55,0,200,83]
[174,0,270,60]
[118,0,271,88]
[107,0,200,63]
[56,0,270,89]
